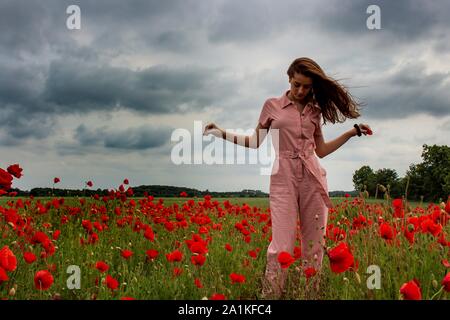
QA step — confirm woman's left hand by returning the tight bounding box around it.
[359,124,373,136]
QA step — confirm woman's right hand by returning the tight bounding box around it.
[203,122,223,138]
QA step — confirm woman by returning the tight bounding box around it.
[203,57,372,299]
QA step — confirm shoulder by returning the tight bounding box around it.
[263,95,285,109]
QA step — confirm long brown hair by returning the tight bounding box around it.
[287,57,362,124]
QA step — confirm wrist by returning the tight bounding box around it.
[348,128,357,138]
[352,124,362,137]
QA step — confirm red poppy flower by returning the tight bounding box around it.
[34,270,54,290]
[0,267,8,283]
[248,250,257,259]
[278,251,295,269]
[191,254,206,266]
[23,252,37,264]
[53,177,60,184]
[0,246,17,272]
[420,219,442,237]
[225,243,233,252]
[380,222,395,240]
[230,273,246,284]
[327,242,354,274]
[210,293,226,300]
[392,199,404,218]
[173,267,183,276]
[166,249,183,262]
[123,179,129,185]
[0,169,13,190]
[392,198,403,208]
[121,249,133,259]
[194,278,203,288]
[53,230,61,241]
[442,259,450,268]
[188,241,208,255]
[146,249,159,260]
[304,267,317,278]
[327,226,347,241]
[7,164,23,179]
[164,221,175,232]
[144,227,155,242]
[95,261,109,273]
[400,279,421,300]
[403,227,415,244]
[120,296,135,300]
[180,191,187,197]
[294,246,302,260]
[105,275,119,290]
[86,181,93,187]
[442,273,450,292]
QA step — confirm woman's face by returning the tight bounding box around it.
[289,72,313,102]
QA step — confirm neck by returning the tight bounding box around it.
[288,91,308,105]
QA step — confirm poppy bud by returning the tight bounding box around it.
[355,272,361,284]
[8,287,16,296]
[432,279,438,289]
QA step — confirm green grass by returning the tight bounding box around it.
[0,195,448,300]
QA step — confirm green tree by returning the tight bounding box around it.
[405,163,426,201]
[420,144,450,202]
[352,165,376,196]
[374,168,401,198]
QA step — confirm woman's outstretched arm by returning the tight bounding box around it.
[315,124,372,158]
[203,122,269,149]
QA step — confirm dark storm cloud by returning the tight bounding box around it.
[1,0,450,147]
[0,108,55,145]
[359,63,450,119]
[317,0,450,44]
[0,64,42,106]
[0,0,74,56]
[206,0,450,54]
[43,60,237,114]
[74,124,172,150]
[0,57,237,145]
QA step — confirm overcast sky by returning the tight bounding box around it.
[1,0,449,193]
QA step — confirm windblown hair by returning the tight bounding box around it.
[287,57,362,124]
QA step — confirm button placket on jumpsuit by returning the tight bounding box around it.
[258,90,333,296]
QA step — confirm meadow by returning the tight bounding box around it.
[0,193,449,300]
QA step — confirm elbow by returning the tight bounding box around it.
[315,149,326,159]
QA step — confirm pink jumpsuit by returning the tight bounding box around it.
[258,90,333,296]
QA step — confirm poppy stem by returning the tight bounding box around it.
[430,286,444,300]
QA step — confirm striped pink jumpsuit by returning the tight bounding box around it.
[258,90,333,295]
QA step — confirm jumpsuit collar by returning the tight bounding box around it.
[281,90,321,111]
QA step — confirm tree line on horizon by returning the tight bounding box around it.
[352,144,450,203]
[8,186,358,199]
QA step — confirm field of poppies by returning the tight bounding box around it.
[1,163,449,300]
